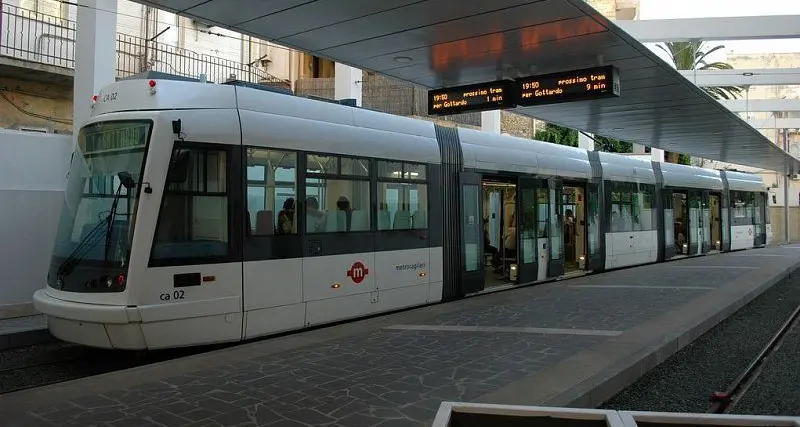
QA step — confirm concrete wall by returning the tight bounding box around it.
[0,129,71,319]
[769,207,800,243]
[0,77,73,133]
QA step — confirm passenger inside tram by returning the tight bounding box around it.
[277,198,295,234]
[306,196,326,233]
[484,219,502,273]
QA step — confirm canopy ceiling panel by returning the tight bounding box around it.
[137,0,800,173]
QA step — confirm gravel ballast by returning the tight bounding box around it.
[599,269,800,414]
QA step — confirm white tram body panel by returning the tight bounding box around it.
[33,77,772,350]
[598,153,658,269]
[458,128,592,180]
[727,171,765,251]
[35,78,445,349]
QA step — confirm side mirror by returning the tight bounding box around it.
[117,171,136,189]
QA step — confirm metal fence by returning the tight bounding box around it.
[0,3,288,86]
[0,3,75,69]
[0,3,479,125]
[115,34,288,85]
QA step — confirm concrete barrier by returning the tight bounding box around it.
[0,129,71,319]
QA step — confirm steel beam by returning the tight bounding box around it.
[615,15,800,42]
[718,99,800,113]
[679,69,800,87]
[745,118,800,129]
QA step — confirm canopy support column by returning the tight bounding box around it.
[334,63,362,107]
[73,0,118,136]
[481,111,501,134]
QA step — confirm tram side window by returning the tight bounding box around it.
[731,191,753,226]
[245,148,298,236]
[151,146,230,263]
[305,153,371,233]
[754,192,764,226]
[536,187,549,238]
[610,182,656,232]
[376,160,428,230]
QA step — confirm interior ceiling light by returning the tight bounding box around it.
[394,56,412,63]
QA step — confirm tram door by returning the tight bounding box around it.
[460,172,484,295]
[547,178,565,277]
[586,182,603,270]
[755,193,767,246]
[700,191,712,253]
[516,177,538,283]
[688,190,702,255]
[662,188,677,260]
[709,193,723,251]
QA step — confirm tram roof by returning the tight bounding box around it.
[138,0,799,174]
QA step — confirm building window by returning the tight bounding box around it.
[305,153,371,233]
[376,160,428,230]
[151,145,231,263]
[246,148,297,236]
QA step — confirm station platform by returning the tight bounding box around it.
[0,314,49,350]
[2,246,800,427]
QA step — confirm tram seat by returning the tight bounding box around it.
[350,210,368,231]
[394,210,412,229]
[255,210,274,235]
[378,210,391,230]
[326,211,347,232]
[413,210,427,229]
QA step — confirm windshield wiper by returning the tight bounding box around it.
[104,171,136,262]
[57,171,136,277]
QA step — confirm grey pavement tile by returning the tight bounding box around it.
[12,251,790,427]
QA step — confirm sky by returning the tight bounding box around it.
[638,0,800,63]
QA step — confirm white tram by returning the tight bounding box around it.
[33,73,772,350]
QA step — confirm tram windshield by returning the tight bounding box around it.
[47,120,151,293]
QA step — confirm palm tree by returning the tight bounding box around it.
[657,41,744,164]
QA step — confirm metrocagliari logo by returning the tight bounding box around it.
[347,261,369,284]
[395,262,426,271]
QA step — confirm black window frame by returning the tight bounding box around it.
[243,146,303,261]
[304,151,373,235]
[149,141,243,267]
[731,190,754,226]
[301,151,375,257]
[374,157,431,252]
[607,181,657,233]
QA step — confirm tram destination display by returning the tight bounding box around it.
[516,65,620,106]
[428,80,515,115]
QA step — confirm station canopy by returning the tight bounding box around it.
[139,0,800,174]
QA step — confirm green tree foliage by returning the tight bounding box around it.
[534,122,578,147]
[534,122,636,154]
[657,41,744,164]
[657,41,744,100]
[594,135,633,153]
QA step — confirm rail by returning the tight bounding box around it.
[708,303,800,413]
[0,3,289,86]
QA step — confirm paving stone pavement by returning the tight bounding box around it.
[4,248,798,427]
[21,331,605,427]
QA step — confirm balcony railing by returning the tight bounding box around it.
[0,3,288,86]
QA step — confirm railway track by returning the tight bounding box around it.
[708,303,800,414]
[0,341,226,395]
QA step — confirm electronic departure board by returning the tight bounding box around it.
[428,80,515,115]
[516,65,620,107]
